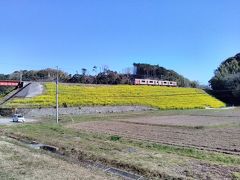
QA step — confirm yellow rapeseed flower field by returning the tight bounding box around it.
[7,83,225,109]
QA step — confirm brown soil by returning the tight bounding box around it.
[70,115,240,154]
[118,115,240,127]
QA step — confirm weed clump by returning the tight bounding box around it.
[110,135,121,141]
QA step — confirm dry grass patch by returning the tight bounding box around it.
[0,137,117,180]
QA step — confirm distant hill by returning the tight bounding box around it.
[133,63,197,87]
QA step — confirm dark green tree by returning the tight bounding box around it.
[209,53,240,90]
[209,53,240,105]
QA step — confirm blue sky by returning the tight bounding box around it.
[0,0,239,84]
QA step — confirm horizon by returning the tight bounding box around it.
[0,0,239,85]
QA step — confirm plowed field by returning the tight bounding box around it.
[69,113,240,155]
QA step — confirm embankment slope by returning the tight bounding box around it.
[6,83,225,109]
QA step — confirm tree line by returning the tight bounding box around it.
[0,64,199,88]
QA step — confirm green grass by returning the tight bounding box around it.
[7,83,225,109]
[233,172,240,179]
[110,135,122,141]
[127,140,240,165]
[0,94,4,100]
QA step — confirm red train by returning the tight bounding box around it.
[134,79,177,87]
[0,80,23,88]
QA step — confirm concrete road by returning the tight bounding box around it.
[15,82,43,98]
[0,118,37,125]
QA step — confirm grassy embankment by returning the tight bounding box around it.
[7,83,225,109]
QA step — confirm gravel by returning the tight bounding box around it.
[19,106,155,118]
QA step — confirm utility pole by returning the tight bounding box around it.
[19,70,22,82]
[56,66,59,124]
